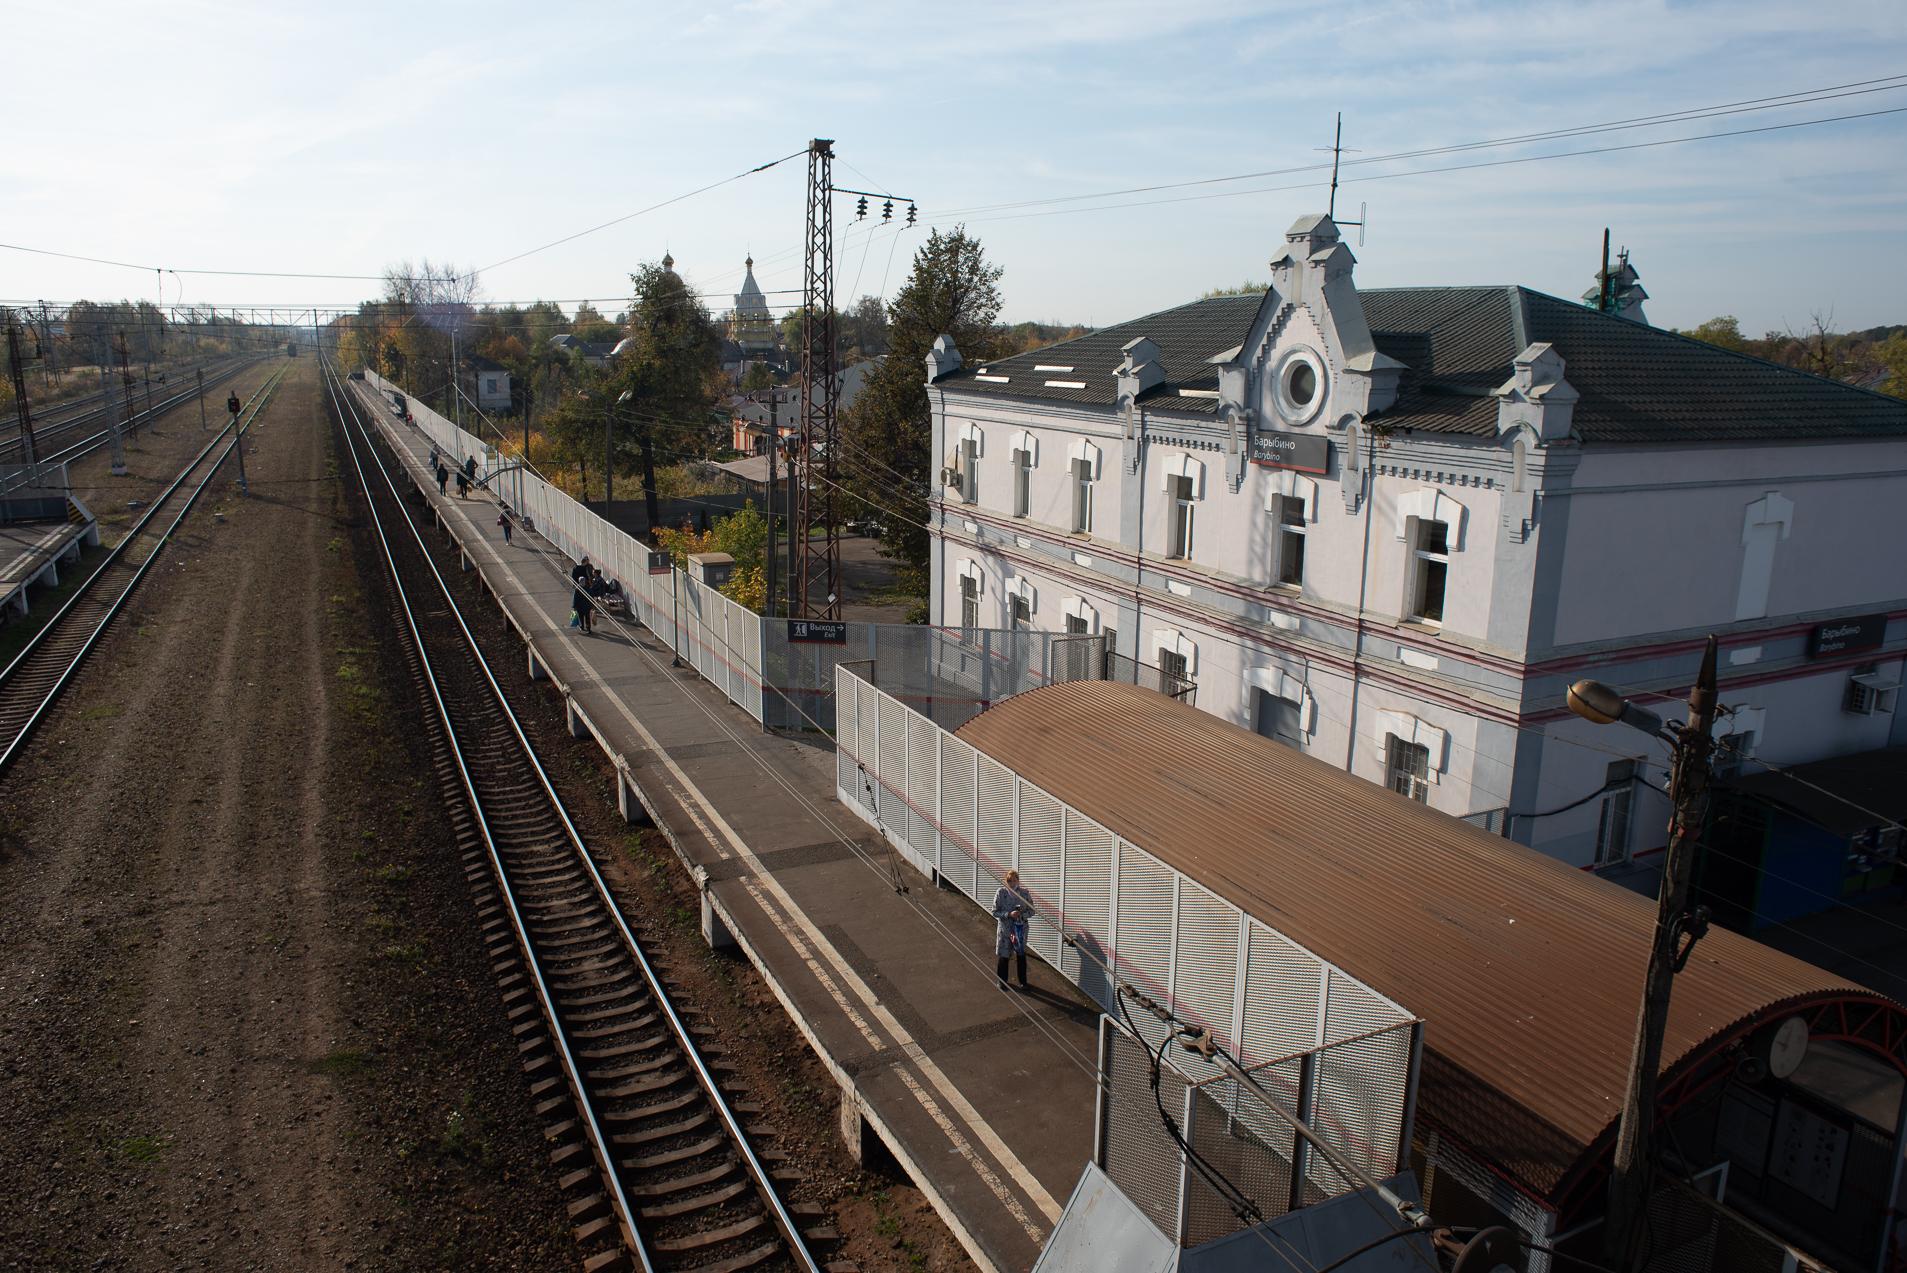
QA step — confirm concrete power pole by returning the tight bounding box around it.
[1586,637,1720,1270]
[108,333,132,476]
[197,368,210,430]
[7,322,41,483]
[765,391,778,618]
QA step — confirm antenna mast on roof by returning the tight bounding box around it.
[1318,113,1368,246]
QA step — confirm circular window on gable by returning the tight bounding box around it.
[1273,348,1328,426]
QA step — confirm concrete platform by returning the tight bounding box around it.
[357,390,1098,1272]
[0,515,96,618]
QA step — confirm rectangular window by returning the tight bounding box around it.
[1072,458,1094,534]
[1064,613,1089,635]
[1103,627,1116,658]
[1253,689,1303,748]
[960,575,979,630]
[1410,519,1450,624]
[1385,736,1430,802]
[1168,475,1195,559]
[1595,759,1637,866]
[1274,495,1306,587]
[1158,649,1188,682]
[960,438,978,504]
[1010,594,1031,631]
[1012,449,1031,518]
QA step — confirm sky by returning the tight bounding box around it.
[4,0,1907,336]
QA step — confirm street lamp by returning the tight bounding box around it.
[1568,636,1719,1272]
[605,388,632,506]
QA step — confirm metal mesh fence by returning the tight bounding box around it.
[1182,1068,1303,1245]
[1100,1017,1186,1241]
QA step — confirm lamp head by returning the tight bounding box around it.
[1567,679,1625,725]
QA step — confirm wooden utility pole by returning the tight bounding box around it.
[196,368,209,430]
[1604,636,1719,1270]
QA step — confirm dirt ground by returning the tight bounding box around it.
[0,358,571,1271]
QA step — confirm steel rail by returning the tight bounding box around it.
[0,365,288,776]
[0,355,262,491]
[326,363,822,1273]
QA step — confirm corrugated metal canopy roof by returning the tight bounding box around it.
[954,681,1894,1203]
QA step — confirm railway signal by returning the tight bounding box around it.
[227,392,248,494]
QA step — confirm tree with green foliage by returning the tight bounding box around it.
[841,227,1005,586]
[739,361,774,392]
[1678,315,1750,352]
[604,260,723,534]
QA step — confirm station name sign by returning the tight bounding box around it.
[787,619,848,645]
[1250,430,1331,475]
[1809,613,1886,658]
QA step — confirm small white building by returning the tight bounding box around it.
[925,213,1907,874]
[466,354,513,412]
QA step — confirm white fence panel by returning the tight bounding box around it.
[1015,784,1065,966]
[906,714,937,860]
[974,755,1016,904]
[1060,814,1116,1007]
[938,734,978,898]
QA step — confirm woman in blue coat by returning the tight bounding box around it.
[992,869,1034,991]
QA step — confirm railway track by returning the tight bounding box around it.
[0,365,288,775]
[3,355,260,473]
[325,365,837,1273]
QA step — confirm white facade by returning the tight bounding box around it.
[925,215,1907,870]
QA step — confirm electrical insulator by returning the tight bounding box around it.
[855,196,868,219]
[882,199,893,222]
[906,203,917,226]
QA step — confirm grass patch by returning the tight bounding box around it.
[326,536,343,554]
[335,648,383,722]
[380,940,427,967]
[79,703,122,721]
[306,1048,374,1079]
[372,863,412,885]
[118,1134,166,1164]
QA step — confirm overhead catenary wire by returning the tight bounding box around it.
[951,105,1907,227]
[935,73,1907,218]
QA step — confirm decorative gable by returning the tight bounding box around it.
[1494,341,1579,443]
[1220,215,1404,465]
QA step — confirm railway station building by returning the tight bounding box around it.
[921,213,1907,896]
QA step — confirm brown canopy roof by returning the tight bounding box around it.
[955,681,1892,1204]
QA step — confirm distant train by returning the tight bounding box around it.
[286,341,299,357]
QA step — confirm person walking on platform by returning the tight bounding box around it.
[463,455,477,486]
[498,509,513,545]
[992,869,1034,991]
[455,470,469,499]
[572,555,594,633]
[436,463,449,496]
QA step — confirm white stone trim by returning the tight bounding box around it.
[1061,596,1100,633]
[1395,487,1467,549]
[1153,627,1199,676]
[1262,469,1319,523]
[1160,452,1205,499]
[957,558,985,595]
[1068,437,1103,479]
[1008,574,1037,612]
[1245,665,1315,734]
[1010,429,1039,465]
[1374,709,1448,782]
[958,420,985,455]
